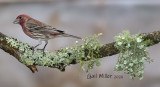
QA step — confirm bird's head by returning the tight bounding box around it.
[13,14,31,25]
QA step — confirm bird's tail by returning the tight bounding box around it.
[62,33,81,39]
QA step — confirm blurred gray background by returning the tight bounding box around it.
[0,0,160,87]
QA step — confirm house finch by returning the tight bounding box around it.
[13,14,81,54]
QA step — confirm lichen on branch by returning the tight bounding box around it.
[4,33,103,71]
[114,30,153,80]
[1,30,160,80]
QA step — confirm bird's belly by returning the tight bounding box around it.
[29,32,54,40]
[22,29,55,40]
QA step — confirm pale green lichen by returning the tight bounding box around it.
[4,31,154,79]
[79,33,102,72]
[5,33,102,71]
[114,30,153,80]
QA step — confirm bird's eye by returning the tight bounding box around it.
[19,17,22,19]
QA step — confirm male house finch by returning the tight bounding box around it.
[13,14,81,54]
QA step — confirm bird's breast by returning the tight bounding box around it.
[21,27,33,38]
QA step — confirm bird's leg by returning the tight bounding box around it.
[37,40,48,56]
[31,40,42,54]
[42,40,48,55]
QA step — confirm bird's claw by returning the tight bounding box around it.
[37,48,43,51]
[30,47,35,55]
[30,47,45,56]
[30,47,34,50]
[37,49,46,56]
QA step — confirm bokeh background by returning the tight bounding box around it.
[0,0,160,87]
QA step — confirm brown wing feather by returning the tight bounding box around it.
[25,21,64,34]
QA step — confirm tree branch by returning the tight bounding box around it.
[0,31,160,72]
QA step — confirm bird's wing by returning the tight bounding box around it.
[25,22,64,34]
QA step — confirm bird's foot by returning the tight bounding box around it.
[30,47,35,55]
[37,49,45,56]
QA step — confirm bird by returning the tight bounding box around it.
[13,14,81,54]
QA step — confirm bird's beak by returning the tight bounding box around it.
[13,19,20,24]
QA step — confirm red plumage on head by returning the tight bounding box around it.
[16,14,31,19]
[15,14,32,26]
